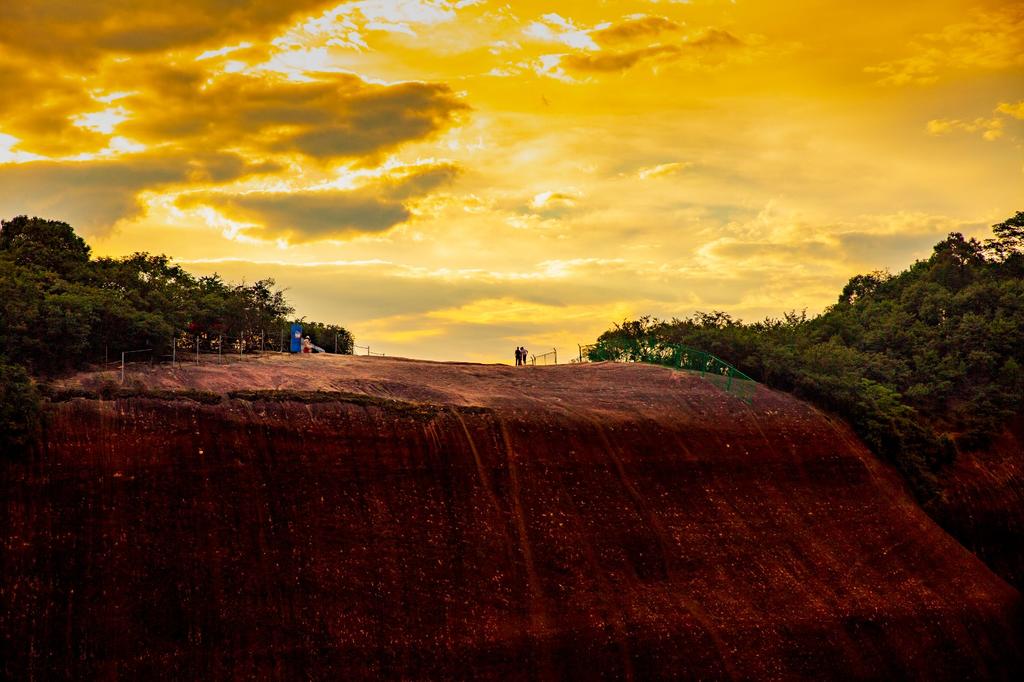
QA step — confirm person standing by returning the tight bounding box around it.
[515,347,522,366]
[522,346,529,366]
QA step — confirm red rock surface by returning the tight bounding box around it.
[930,419,1024,589]
[2,355,1022,679]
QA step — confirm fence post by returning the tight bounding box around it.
[553,348,557,365]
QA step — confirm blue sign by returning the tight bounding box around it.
[290,323,303,353]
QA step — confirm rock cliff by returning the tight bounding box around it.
[2,356,1021,679]
[930,418,1024,590]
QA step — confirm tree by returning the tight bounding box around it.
[0,359,39,457]
[986,211,1024,261]
[839,271,890,304]
[588,211,1024,502]
[0,215,91,276]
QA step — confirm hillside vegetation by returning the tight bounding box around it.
[0,216,353,451]
[591,212,1024,500]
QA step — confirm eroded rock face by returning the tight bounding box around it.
[931,419,1024,590]
[2,358,1022,679]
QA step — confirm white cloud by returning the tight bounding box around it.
[638,161,691,179]
[995,101,1024,120]
[926,117,1004,141]
[524,13,600,51]
[0,133,46,164]
[196,42,253,61]
[71,108,129,135]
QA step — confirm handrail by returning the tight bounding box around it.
[577,344,596,362]
[353,343,384,357]
[120,348,153,383]
[530,348,557,366]
[583,340,756,403]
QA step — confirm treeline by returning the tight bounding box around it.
[591,212,1024,501]
[0,216,354,450]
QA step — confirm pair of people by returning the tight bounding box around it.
[515,346,530,366]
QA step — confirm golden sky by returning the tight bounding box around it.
[1,1,1021,362]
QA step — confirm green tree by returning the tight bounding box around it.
[0,215,90,276]
[590,212,1024,502]
[986,210,1024,260]
[0,359,39,457]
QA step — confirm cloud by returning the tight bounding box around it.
[379,163,461,199]
[1,0,1016,366]
[524,190,582,218]
[178,163,460,242]
[97,68,468,162]
[269,0,484,61]
[561,28,744,73]
[0,7,469,245]
[865,6,1024,86]
[926,117,1004,141]
[996,101,1024,120]
[0,61,111,156]
[687,28,743,49]
[592,16,684,46]
[638,161,691,179]
[352,0,461,33]
[207,191,411,239]
[835,231,955,265]
[562,44,681,73]
[425,296,632,326]
[702,207,987,280]
[923,96,1024,143]
[3,62,467,164]
[0,1,336,63]
[263,79,469,160]
[708,238,834,262]
[530,191,579,209]
[524,13,600,51]
[0,152,268,233]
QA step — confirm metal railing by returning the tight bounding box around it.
[353,343,385,357]
[119,349,153,383]
[103,328,353,383]
[530,348,557,366]
[576,344,596,363]
[583,340,756,403]
[173,332,264,364]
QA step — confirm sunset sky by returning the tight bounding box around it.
[1,1,1021,362]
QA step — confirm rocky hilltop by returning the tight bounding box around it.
[2,355,1021,679]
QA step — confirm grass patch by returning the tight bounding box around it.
[226,389,443,418]
[40,385,222,405]
[226,390,494,419]
[38,385,494,420]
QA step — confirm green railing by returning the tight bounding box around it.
[582,341,756,404]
